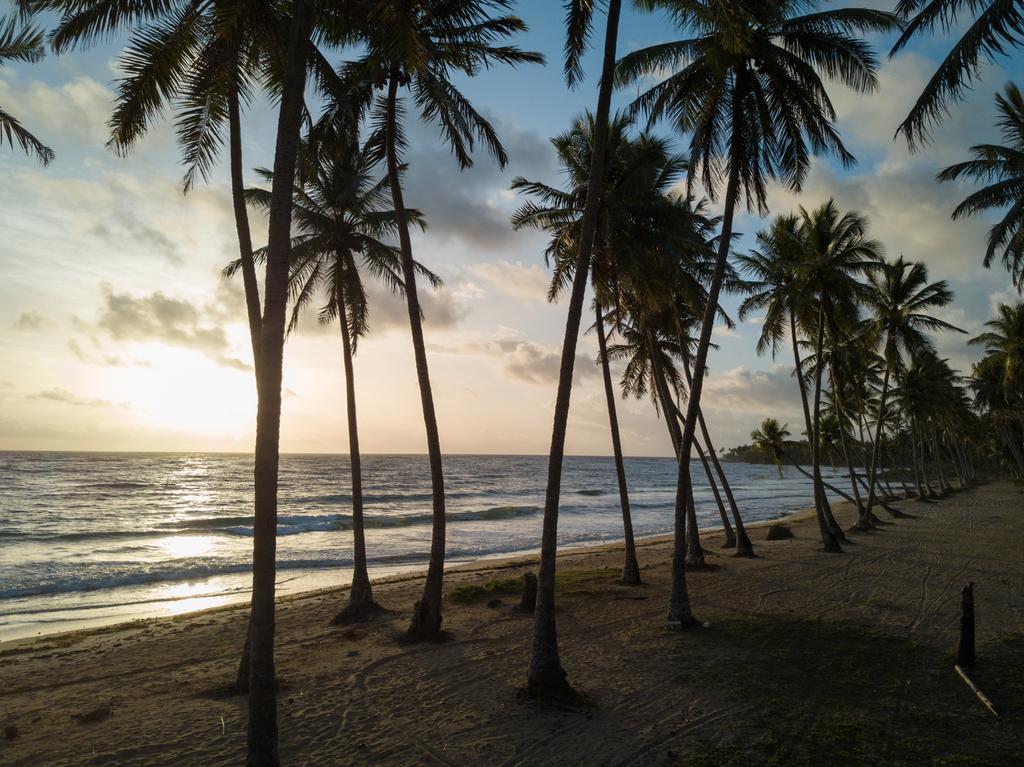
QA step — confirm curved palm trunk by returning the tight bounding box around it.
[785,456,858,505]
[246,5,310,765]
[228,47,263,696]
[809,308,845,546]
[791,314,841,551]
[334,286,377,622]
[595,302,641,584]
[384,71,447,639]
[695,438,735,547]
[681,358,752,555]
[863,363,891,521]
[666,157,750,627]
[528,0,623,696]
[649,342,704,569]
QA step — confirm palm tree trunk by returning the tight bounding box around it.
[863,362,891,522]
[648,343,704,569]
[334,285,377,622]
[246,4,310,765]
[695,438,735,547]
[810,305,843,551]
[789,313,839,550]
[528,0,623,696]
[785,457,858,505]
[680,358,751,555]
[384,68,447,639]
[931,421,949,494]
[667,156,748,627]
[595,302,641,584]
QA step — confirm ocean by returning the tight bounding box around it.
[0,452,848,641]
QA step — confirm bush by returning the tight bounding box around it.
[766,523,794,540]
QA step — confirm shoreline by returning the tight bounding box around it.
[0,501,816,649]
[2,482,1021,765]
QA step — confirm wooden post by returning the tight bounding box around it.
[957,582,975,668]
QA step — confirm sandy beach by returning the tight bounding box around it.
[1,481,1022,766]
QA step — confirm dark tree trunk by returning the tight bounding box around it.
[649,343,704,570]
[809,306,843,550]
[682,360,751,556]
[246,4,310,765]
[931,422,949,494]
[863,362,891,524]
[695,438,735,548]
[528,0,622,696]
[667,155,748,626]
[789,313,840,550]
[383,70,447,639]
[333,285,378,623]
[228,45,261,697]
[595,303,641,584]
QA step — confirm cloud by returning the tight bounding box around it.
[32,387,132,409]
[402,116,553,250]
[89,284,250,370]
[468,260,550,302]
[68,339,152,368]
[440,337,600,386]
[13,310,49,330]
[90,211,184,265]
[0,75,113,148]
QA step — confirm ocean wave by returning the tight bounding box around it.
[575,489,607,496]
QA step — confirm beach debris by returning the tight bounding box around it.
[220,716,225,735]
[4,725,18,740]
[766,523,794,540]
[955,665,999,718]
[519,573,538,611]
[72,704,112,725]
[957,583,975,667]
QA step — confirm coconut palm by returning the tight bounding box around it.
[751,417,859,503]
[342,0,541,640]
[507,0,624,698]
[970,301,1024,474]
[795,200,882,547]
[44,0,291,367]
[860,257,962,526]
[228,138,436,623]
[938,83,1024,289]
[892,0,1024,147]
[0,14,53,163]
[617,0,897,601]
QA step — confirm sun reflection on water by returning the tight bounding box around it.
[159,535,216,558]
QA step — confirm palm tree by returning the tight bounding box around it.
[0,13,53,163]
[512,112,693,584]
[617,0,897,596]
[45,0,287,368]
[751,417,860,503]
[345,0,541,640]
[230,138,436,623]
[891,0,1024,147]
[860,257,962,526]
[506,0,624,698]
[796,200,882,546]
[938,83,1024,290]
[969,301,1024,474]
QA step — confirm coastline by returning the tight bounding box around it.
[2,482,1022,765]
[0,500,817,648]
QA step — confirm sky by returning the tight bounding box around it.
[1,1,1021,456]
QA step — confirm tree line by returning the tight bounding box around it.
[4,0,1024,764]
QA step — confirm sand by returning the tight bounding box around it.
[1,481,1022,766]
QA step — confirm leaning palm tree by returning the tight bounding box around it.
[617,0,897,606]
[230,138,436,623]
[508,0,625,698]
[343,0,541,640]
[512,112,667,587]
[0,13,53,163]
[891,0,1024,147]
[970,301,1024,474]
[860,257,962,527]
[938,83,1024,289]
[969,301,1024,393]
